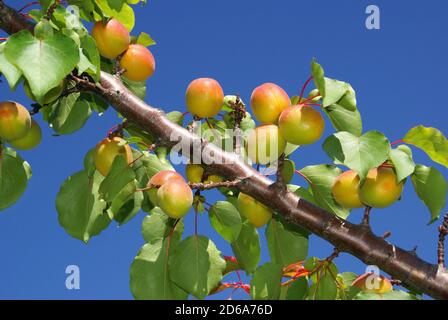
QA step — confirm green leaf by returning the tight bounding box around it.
[336,272,360,300]
[95,0,135,31]
[78,34,101,81]
[130,238,188,300]
[309,273,338,300]
[284,143,300,157]
[300,165,349,219]
[323,131,391,180]
[166,111,185,126]
[0,148,32,211]
[5,31,79,105]
[311,59,325,97]
[266,215,308,267]
[354,290,419,300]
[411,165,447,224]
[231,220,261,274]
[288,184,316,205]
[141,207,183,243]
[403,125,448,168]
[99,155,135,202]
[208,201,242,243]
[56,170,111,243]
[250,263,283,300]
[122,77,146,99]
[136,32,156,47]
[0,43,22,90]
[286,278,308,300]
[169,236,226,299]
[324,104,362,136]
[48,92,92,134]
[389,146,415,182]
[110,180,143,225]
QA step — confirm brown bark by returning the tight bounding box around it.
[0,0,447,299]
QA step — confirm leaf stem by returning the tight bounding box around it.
[298,75,313,103]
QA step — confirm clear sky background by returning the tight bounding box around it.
[0,0,447,299]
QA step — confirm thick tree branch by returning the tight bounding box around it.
[1,0,448,299]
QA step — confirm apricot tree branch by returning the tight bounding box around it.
[1,0,448,299]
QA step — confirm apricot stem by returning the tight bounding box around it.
[18,2,39,13]
[362,206,372,227]
[298,76,314,103]
[0,37,7,41]
[295,169,313,184]
[300,93,321,105]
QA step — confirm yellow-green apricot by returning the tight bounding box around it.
[352,273,393,294]
[157,179,193,219]
[147,170,184,206]
[250,83,291,124]
[9,119,42,150]
[186,164,204,183]
[332,170,363,209]
[0,101,31,141]
[93,136,133,176]
[359,167,404,208]
[237,192,272,228]
[24,81,64,105]
[185,78,224,118]
[278,104,325,145]
[246,124,286,165]
[91,18,130,59]
[119,44,156,82]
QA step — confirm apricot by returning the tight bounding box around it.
[186,164,204,183]
[91,18,130,59]
[332,170,363,209]
[237,192,272,228]
[278,104,325,145]
[246,124,286,165]
[119,44,156,82]
[24,81,64,105]
[185,78,224,118]
[359,167,404,208]
[157,179,193,219]
[250,83,291,124]
[352,273,393,294]
[93,136,133,176]
[147,170,184,205]
[9,119,42,150]
[0,101,31,141]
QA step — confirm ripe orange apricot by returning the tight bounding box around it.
[91,18,130,59]
[237,192,272,228]
[93,137,133,176]
[0,101,31,141]
[9,119,42,150]
[24,81,64,105]
[246,124,286,165]
[185,78,224,118]
[352,273,393,294]
[157,179,193,219]
[278,104,325,145]
[332,170,363,209]
[250,83,291,124]
[359,167,404,208]
[147,170,184,205]
[186,164,204,183]
[119,44,156,82]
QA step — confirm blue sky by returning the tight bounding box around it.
[0,0,447,299]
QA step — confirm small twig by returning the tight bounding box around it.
[227,96,246,156]
[390,279,402,286]
[45,0,60,20]
[189,179,241,191]
[298,75,313,103]
[362,206,372,227]
[382,231,392,240]
[438,213,448,270]
[29,103,44,115]
[276,153,286,186]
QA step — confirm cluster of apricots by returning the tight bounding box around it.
[0,101,42,150]
[332,167,404,209]
[92,18,156,82]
